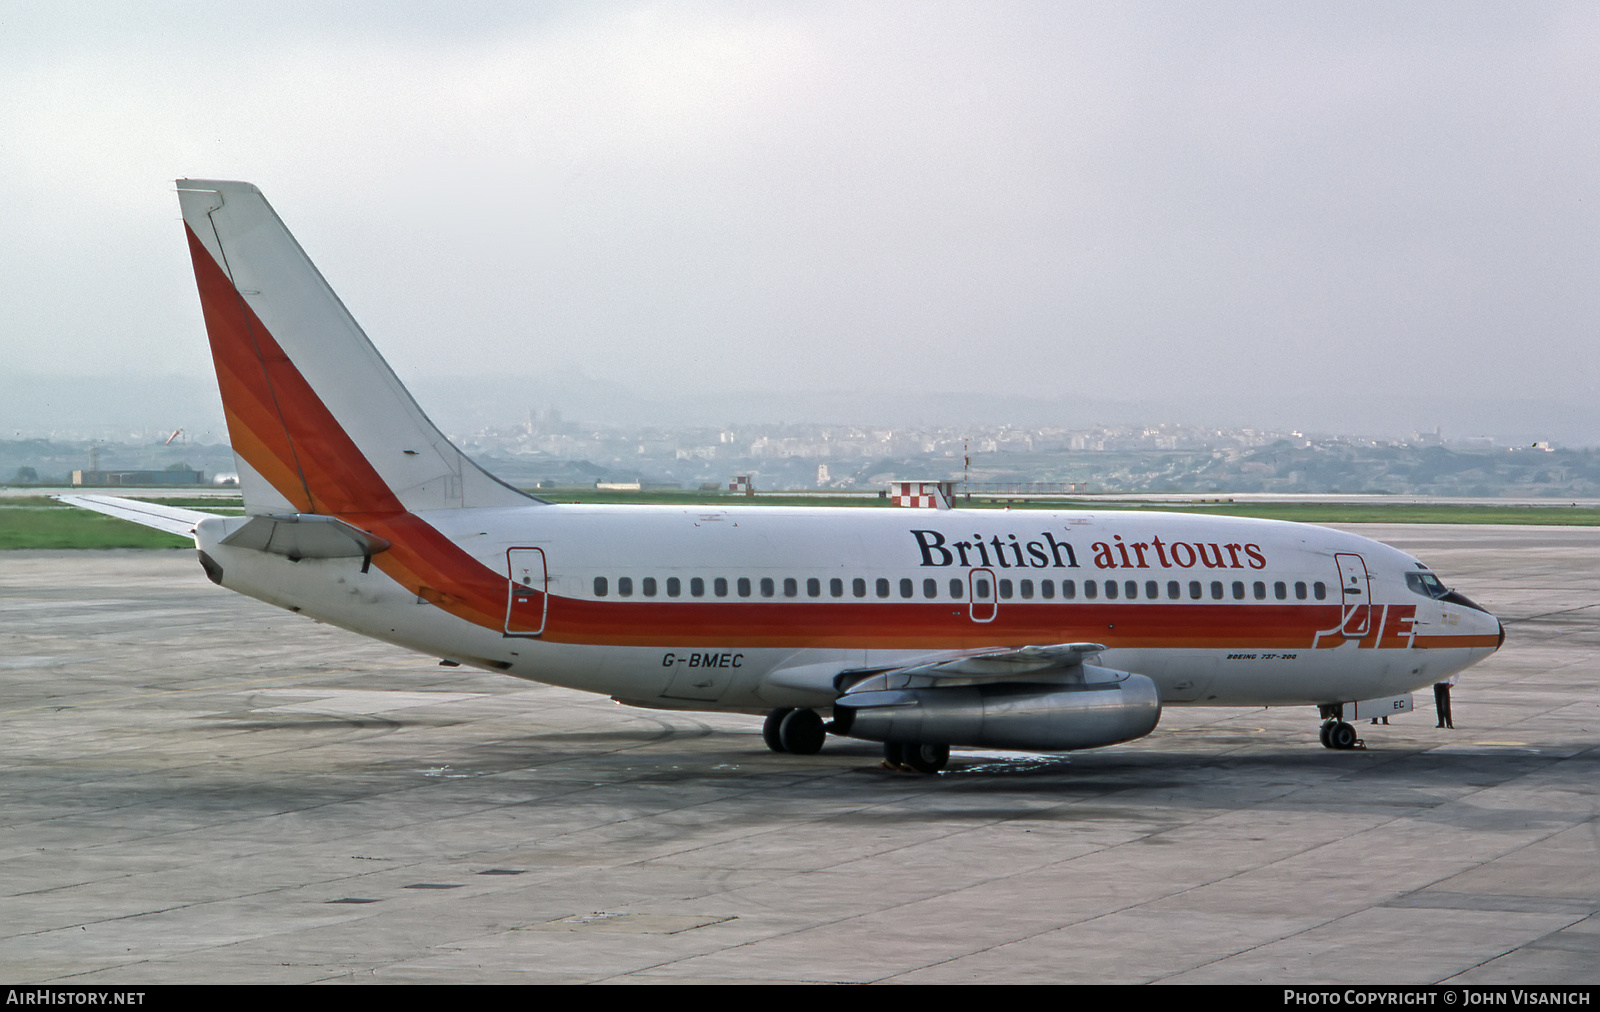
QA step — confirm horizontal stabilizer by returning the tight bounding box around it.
[54,495,215,538]
[219,514,391,560]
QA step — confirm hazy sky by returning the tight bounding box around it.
[3,2,1597,440]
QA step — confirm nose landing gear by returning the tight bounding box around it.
[1317,703,1363,750]
[1319,718,1361,750]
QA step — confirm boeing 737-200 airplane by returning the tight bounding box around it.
[61,180,1505,772]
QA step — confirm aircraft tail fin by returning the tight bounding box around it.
[175,180,534,517]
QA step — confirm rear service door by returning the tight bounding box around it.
[505,547,548,636]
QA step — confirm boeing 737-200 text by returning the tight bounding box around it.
[61,180,1505,772]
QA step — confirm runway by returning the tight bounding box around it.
[2,526,1596,983]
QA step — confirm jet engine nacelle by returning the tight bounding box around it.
[831,667,1162,752]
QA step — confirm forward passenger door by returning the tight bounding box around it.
[1335,552,1370,637]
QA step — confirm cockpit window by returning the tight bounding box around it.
[1408,564,1491,613]
[1406,571,1450,600]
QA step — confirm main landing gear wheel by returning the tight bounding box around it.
[1321,720,1359,750]
[777,708,826,755]
[763,709,794,752]
[903,743,950,774]
[883,742,948,773]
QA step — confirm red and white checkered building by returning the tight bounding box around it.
[888,481,954,508]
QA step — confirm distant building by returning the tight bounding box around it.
[888,480,953,508]
[72,469,205,487]
[729,475,754,495]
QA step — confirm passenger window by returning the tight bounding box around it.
[949,578,965,599]
[876,578,891,598]
[1210,581,1223,600]
[1020,579,1033,600]
[1146,580,1159,600]
[1253,581,1265,600]
[1189,580,1202,600]
[807,577,821,598]
[619,577,634,597]
[690,577,704,598]
[594,576,608,597]
[715,577,729,598]
[1274,581,1286,600]
[1085,580,1098,600]
[642,577,657,597]
[1041,580,1055,599]
[666,577,680,598]
[853,577,867,598]
[924,578,938,599]
[737,577,751,598]
[783,578,798,598]
[829,578,843,597]
[1314,582,1327,600]
[1295,581,1307,600]
[974,578,991,599]
[899,578,913,599]
[1232,581,1245,600]
[999,579,1013,599]
[761,578,775,598]
[1061,579,1076,599]
[1106,580,1119,600]
[1124,580,1137,599]
[1167,581,1180,600]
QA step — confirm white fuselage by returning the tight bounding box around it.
[194,504,1503,714]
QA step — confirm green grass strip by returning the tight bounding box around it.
[0,506,193,549]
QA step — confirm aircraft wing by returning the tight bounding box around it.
[54,494,217,538]
[883,642,1109,681]
[775,642,1111,700]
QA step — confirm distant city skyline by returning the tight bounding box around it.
[2,369,1593,449]
[8,409,1592,499]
